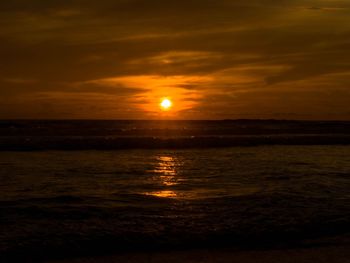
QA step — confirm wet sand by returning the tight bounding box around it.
[49,245,350,263]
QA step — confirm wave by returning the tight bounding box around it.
[1,191,350,261]
[0,134,350,151]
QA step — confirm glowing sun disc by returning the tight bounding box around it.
[160,98,172,110]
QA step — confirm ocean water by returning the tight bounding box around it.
[0,121,350,261]
[1,120,350,150]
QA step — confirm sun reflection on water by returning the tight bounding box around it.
[145,155,180,198]
[155,156,178,186]
[144,190,177,198]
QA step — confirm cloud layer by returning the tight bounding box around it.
[1,0,350,119]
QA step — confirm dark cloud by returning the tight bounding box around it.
[0,0,350,119]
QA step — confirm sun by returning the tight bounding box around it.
[160,98,172,111]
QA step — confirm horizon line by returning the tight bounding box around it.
[0,118,349,122]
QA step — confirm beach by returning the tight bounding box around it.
[49,244,350,263]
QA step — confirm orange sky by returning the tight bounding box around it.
[1,1,350,120]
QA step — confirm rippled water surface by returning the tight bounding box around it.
[1,146,350,260]
[1,146,350,200]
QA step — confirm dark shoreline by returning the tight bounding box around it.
[3,233,350,263]
[47,244,350,263]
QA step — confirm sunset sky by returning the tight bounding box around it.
[1,0,350,120]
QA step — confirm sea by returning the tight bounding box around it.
[0,120,350,261]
